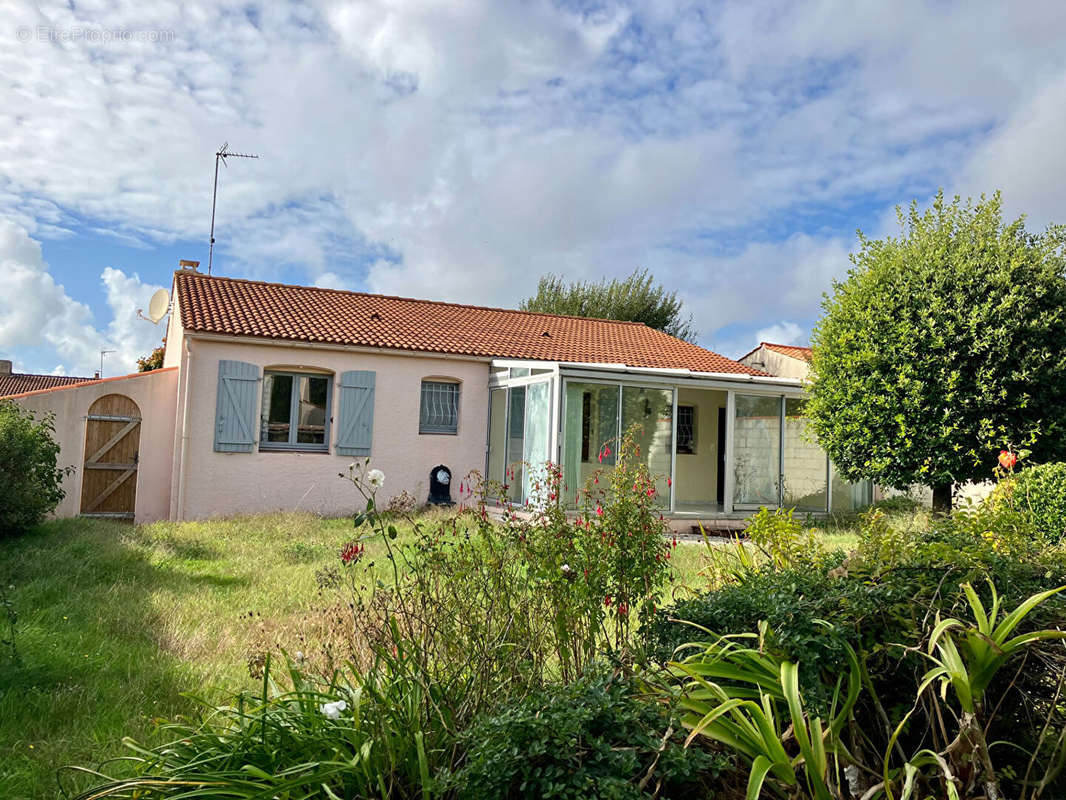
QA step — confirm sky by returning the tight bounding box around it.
[2,0,1065,377]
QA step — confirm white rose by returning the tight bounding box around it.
[366,469,385,489]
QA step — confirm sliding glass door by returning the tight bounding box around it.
[621,386,673,504]
[732,394,781,508]
[561,381,674,508]
[782,398,829,511]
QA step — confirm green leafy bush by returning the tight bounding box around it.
[0,400,70,536]
[449,670,724,800]
[1000,462,1066,542]
[643,556,913,699]
[743,506,827,570]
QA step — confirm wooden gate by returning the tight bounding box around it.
[80,394,141,519]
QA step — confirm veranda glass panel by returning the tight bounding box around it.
[733,394,781,507]
[830,464,873,513]
[487,388,507,487]
[782,398,828,511]
[620,386,673,503]
[522,381,551,502]
[561,382,619,505]
[506,386,525,503]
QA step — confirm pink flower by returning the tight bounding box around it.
[666,477,672,487]
[646,488,655,497]
[595,505,603,516]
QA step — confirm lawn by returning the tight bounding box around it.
[0,509,869,799]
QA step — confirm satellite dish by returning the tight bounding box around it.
[146,289,170,324]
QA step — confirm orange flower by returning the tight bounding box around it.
[998,450,1017,470]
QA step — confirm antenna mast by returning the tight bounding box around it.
[208,141,259,276]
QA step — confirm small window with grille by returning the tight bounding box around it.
[676,405,696,454]
[419,380,460,434]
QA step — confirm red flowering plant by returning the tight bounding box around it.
[576,427,673,653]
[472,429,673,680]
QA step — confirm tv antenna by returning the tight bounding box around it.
[208,142,259,276]
[99,349,115,379]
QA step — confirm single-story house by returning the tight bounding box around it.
[3,262,871,523]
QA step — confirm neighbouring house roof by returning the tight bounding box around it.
[0,372,95,398]
[174,272,766,375]
[738,341,814,364]
[0,367,178,400]
[763,342,813,362]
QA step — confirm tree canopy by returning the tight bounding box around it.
[520,269,697,341]
[807,191,1066,511]
[136,345,165,372]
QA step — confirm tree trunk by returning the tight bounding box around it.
[932,483,953,514]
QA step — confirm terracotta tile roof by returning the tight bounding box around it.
[0,372,95,398]
[174,272,765,375]
[762,342,813,362]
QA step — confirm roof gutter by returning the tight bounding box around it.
[557,362,805,388]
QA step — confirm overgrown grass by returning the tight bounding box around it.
[0,507,889,799]
[0,512,429,799]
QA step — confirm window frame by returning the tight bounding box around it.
[259,370,333,453]
[419,379,461,435]
[676,404,697,454]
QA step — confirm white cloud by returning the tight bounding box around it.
[955,72,1066,231]
[755,321,804,347]
[0,220,166,376]
[2,0,1066,374]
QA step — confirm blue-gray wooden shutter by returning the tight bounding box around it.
[214,360,260,452]
[336,370,376,456]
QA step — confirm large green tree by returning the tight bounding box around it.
[807,191,1066,511]
[520,269,696,341]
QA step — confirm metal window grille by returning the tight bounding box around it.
[420,381,460,434]
[676,405,696,454]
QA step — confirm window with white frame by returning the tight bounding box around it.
[420,380,460,434]
[260,371,331,451]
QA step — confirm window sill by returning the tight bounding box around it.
[258,445,331,454]
[419,430,458,436]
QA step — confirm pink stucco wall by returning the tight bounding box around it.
[10,368,179,523]
[172,336,490,520]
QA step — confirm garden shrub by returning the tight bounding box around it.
[0,400,70,537]
[743,506,827,570]
[449,670,725,800]
[1000,462,1066,542]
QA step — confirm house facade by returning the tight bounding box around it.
[4,264,870,523]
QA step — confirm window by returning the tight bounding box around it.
[676,405,696,454]
[260,371,331,451]
[420,380,460,434]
